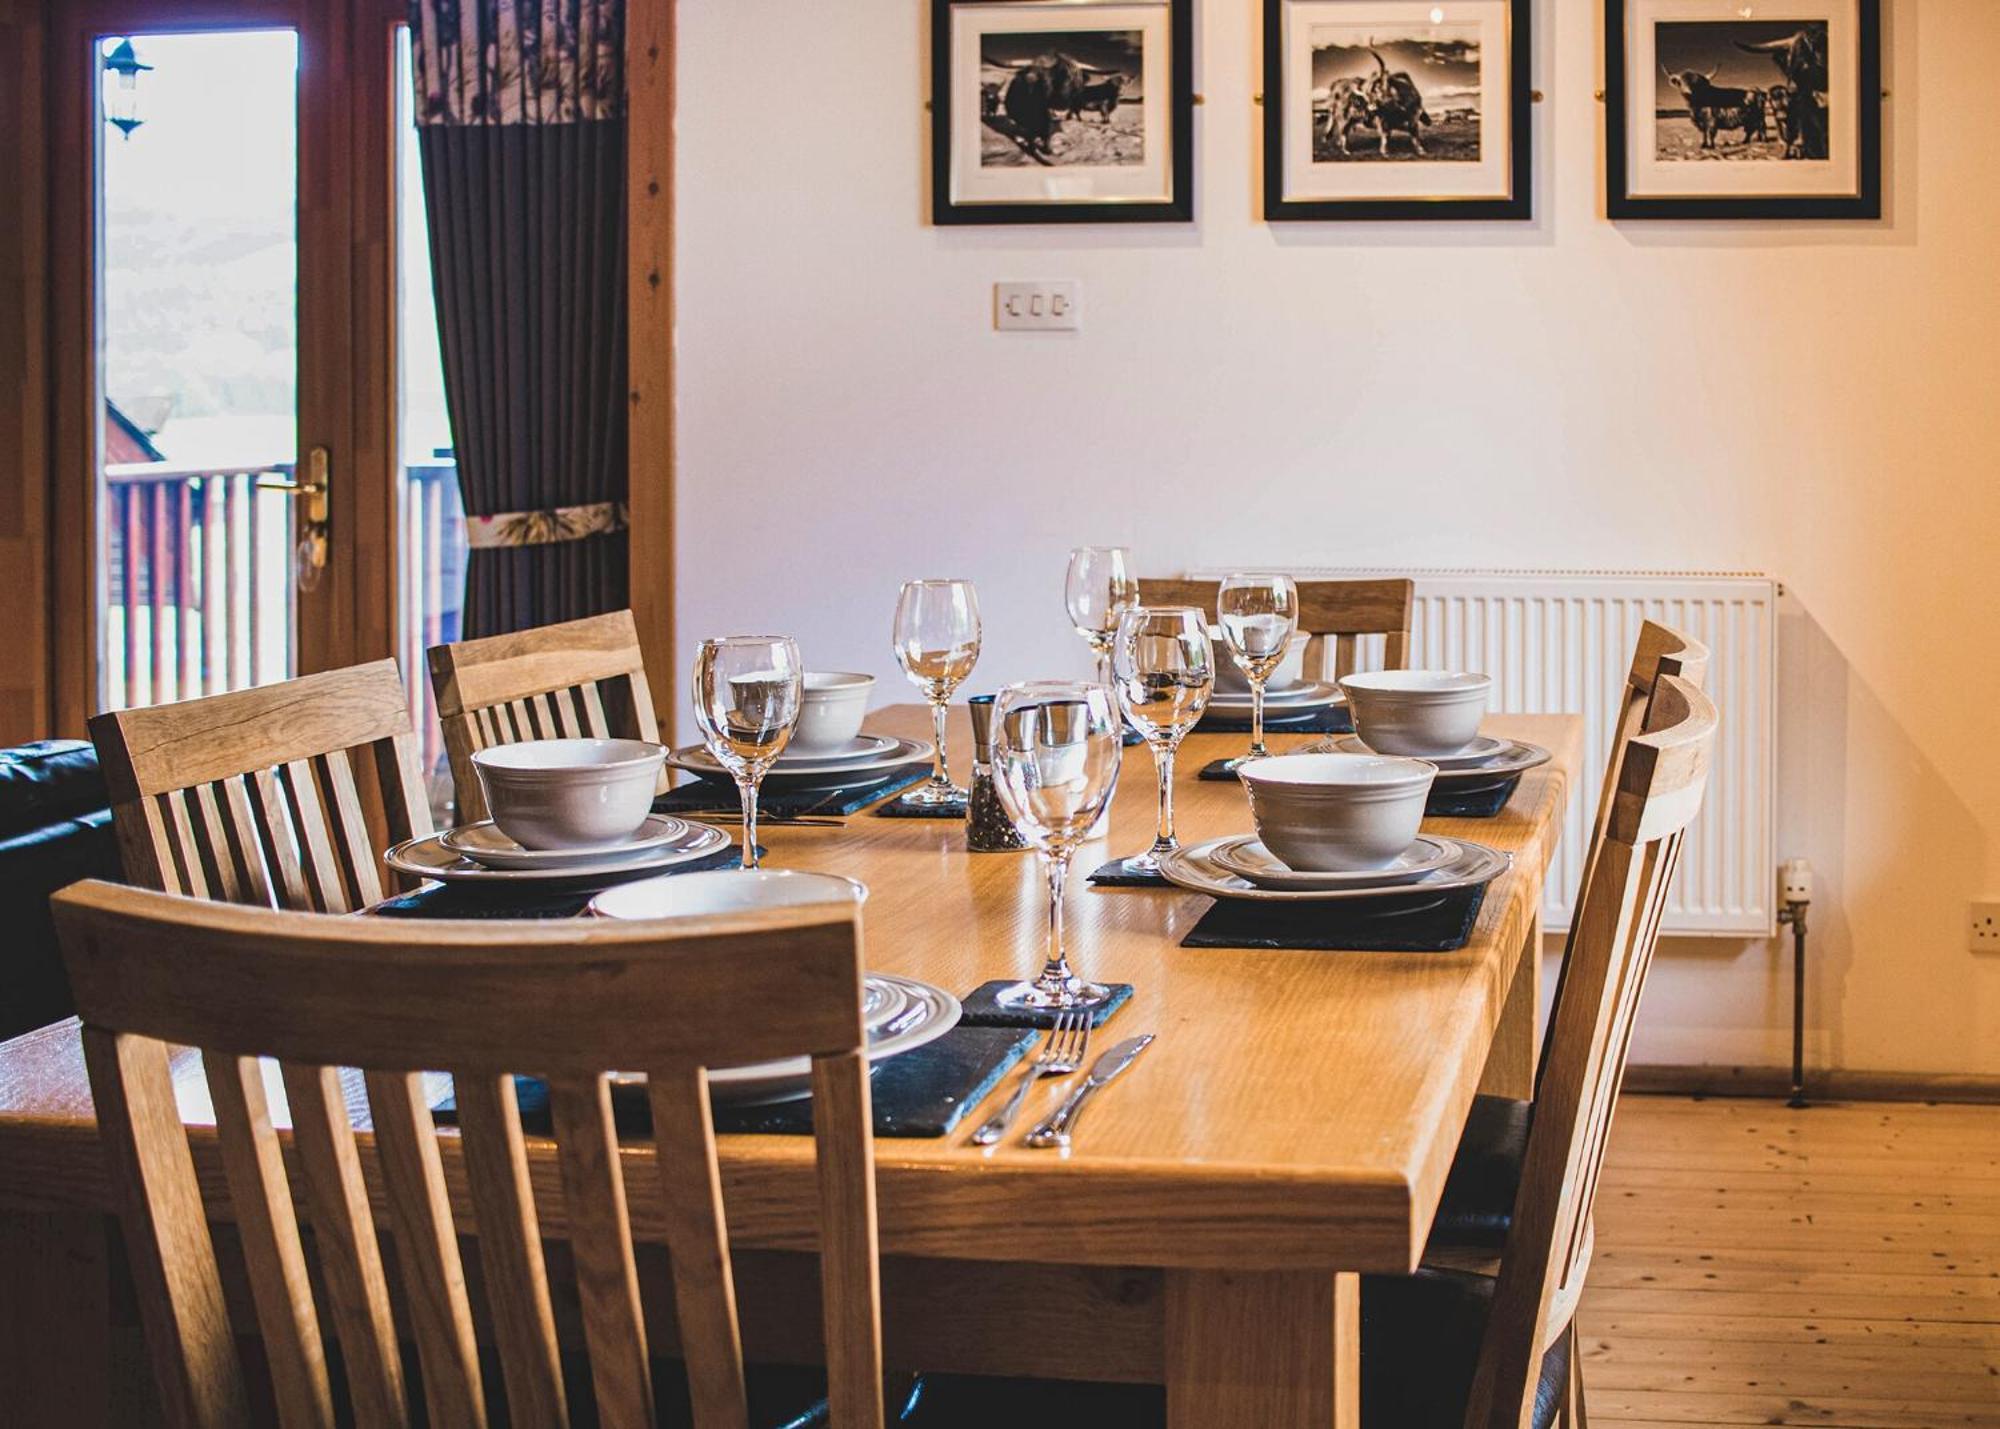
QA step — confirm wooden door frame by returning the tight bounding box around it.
[18,0,670,739]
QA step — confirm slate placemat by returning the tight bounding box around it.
[959,979,1135,1028]
[1195,703,1353,737]
[1087,856,1171,888]
[1427,774,1523,819]
[431,1025,1039,1139]
[1180,883,1488,953]
[372,843,755,919]
[875,790,968,819]
[654,765,928,819]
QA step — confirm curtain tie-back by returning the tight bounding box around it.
[465,500,629,550]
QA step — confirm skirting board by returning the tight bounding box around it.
[1626,1064,2000,1106]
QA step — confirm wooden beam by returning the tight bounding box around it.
[626,0,676,740]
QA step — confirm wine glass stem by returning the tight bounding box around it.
[929,698,953,793]
[1250,680,1267,757]
[1039,847,1074,990]
[1150,742,1178,855]
[737,774,761,870]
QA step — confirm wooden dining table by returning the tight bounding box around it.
[0,706,1580,1428]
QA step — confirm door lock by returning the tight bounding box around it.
[258,446,330,588]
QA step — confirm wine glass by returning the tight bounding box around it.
[1109,607,1214,875]
[989,681,1123,1010]
[1064,546,1137,685]
[691,635,803,870]
[892,579,982,806]
[1217,572,1300,765]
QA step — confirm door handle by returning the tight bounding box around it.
[259,446,330,588]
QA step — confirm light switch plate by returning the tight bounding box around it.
[994,281,1081,332]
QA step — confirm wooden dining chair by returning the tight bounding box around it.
[53,880,886,1429]
[428,609,666,823]
[901,672,1718,1429]
[88,659,432,913]
[1136,576,1414,680]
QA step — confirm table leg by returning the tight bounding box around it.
[1479,904,1544,1100]
[1164,1268,1358,1428]
[0,1209,119,1426]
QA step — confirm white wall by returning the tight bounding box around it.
[675,1,2000,1075]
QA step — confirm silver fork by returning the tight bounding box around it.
[969,1008,1092,1146]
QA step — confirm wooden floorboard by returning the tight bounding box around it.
[1582,1094,2000,1426]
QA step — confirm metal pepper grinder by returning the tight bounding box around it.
[965,694,1029,853]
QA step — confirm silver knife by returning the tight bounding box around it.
[1024,1034,1154,1149]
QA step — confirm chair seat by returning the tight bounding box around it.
[895,1268,1568,1429]
[1428,1093,1531,1255]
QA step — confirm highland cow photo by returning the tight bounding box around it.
[1607,0,1880,218]
[1265,0,1529,220]
[1310,26,1482,163]
[933,0,1192,223]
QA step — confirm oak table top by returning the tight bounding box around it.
[0,708,1581,1279]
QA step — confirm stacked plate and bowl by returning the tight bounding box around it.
[665,672,933,791]
[1203,627,1344,724]
[1161,670,1520,905]
[386,738,730,888]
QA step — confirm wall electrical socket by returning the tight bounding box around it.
[994,281,1081,332]
[1972,903,2000,954]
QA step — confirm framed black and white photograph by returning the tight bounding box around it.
[1606,0,1881,219]
[1263,0,1532,220]
[931,0,1194,224]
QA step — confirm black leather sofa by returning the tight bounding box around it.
[0,740,122,1040]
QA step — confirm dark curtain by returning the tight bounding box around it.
[408,0,629,637]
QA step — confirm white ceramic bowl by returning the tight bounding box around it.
[471,738,665,850]
[1236,753,1436,871]
[1209,627,1310,695]
[589,868,867,920]
[790,672,876,755]
[1339,670,1493,758]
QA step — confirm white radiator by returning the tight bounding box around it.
[1197,569,1778,936]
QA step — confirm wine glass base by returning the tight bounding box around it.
[994,978,1113,1012]
[898,781,969,807]
[1099,851,1163,879]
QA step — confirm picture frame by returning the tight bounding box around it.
[930,0,1195,225]
[1262,0,1533,221]
[1605,0,1882,219]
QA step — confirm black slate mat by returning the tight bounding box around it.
[1181,883,1488,953]
[655,766,927,819]
[431,1025,1038,1140]
[959,979,1135,1028]
[1427,774,1523,819]
[1087,856,1172,888]
[372,843,755,919]
[875,790,968,819]
[1198,756,1252,782]
[1195,704,1353,736]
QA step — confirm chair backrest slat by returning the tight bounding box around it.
[1465,673,1717,1428]
[429,611,663,823]
[279,1061,410,1425]
[363,1068,488,1425]
[1136,576,1414,681]
[203,1052,337,1428]
[91,660,431,916]
[454,1073,571,1426]
[552,1074,662,1428]
[55,884,884,1429]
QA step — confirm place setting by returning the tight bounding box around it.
[1195,571,1351,776]
[1307,669,1552,817]
[380,737,738,917]
[1160,751,1512,953]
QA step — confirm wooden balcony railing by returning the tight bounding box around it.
[104,459,466,774]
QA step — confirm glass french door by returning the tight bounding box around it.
[61,0,466,779]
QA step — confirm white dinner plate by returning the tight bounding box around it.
[1209,834,1460,891]
[385,821,730,889]
[439,814,690,869]
[607,974,961,1105]
[775,734,901,765]
[668,738,932,788]
[1322,734,1509,770]
[1158,835,1510,904]
[1204,681,1345,712]
[1307,735,1552,783]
